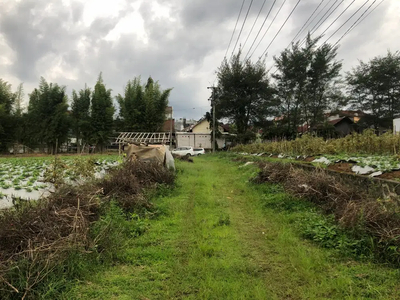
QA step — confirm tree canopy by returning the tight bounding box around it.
[216,50,275,141]
[117,76,172,132]
[347,51,400,130]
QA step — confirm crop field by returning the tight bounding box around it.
[232,131,400,178]
[0,155,119,208]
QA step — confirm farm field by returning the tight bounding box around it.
[67,155,400,299]
[0,154,119,208]
[236,152,400,178]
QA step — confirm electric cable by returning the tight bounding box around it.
[242,0,267,50]
[243,0,278,60]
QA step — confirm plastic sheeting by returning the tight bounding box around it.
[125,144,175,171]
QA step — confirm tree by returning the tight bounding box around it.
[216,50,275,142]
[0,79,15,151]
[25,78,69,153]
[117,77,144,131]
[347,51,400,130]
[117,76,172,132]
[273,35,342,138]
[90,73,115,152]
[71,86,91,153]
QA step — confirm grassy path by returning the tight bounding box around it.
[69,155,400,299]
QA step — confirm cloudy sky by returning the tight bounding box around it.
[0,0,399,119]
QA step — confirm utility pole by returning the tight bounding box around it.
[169,106,173,149]
[207,86,217,153]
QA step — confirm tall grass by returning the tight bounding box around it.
[232,130,400,156]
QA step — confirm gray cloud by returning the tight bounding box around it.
[0,0,398,119]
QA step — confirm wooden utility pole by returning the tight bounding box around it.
[207,86,217,153]
[169,107,173,149]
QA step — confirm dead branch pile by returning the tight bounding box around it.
[0,160,175,299]
[256,162,400,258]
[101,160,175,210]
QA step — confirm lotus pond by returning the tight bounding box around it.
[0,155,120,209]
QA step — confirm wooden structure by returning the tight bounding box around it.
[115,133,172,153]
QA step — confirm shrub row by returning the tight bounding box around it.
[232,130,400,156]
[254,162,400,264]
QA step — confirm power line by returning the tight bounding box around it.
[287,0,326,48]
[323,0,370,44]
[247,0,287,61]
[354,0,384,26]
[223,0,246,59]
[294,0,336,44]
[318,0,356,38]
[259,0,302,59]
[243,0,277,61]
[333,0,378,47]
[242,0,267,51]
[299,0,342,46]
[230,0,254,59]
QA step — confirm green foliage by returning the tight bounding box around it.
[117,76,172,132]
[233,129,400,156]
[24,78,70,153]
[216,50,276,137]
[273,35,343,137]
[347,51,400,130]
[0,79,16,151]
[215,213,231,227]
[90,73,115,152]
[71,87,91,153]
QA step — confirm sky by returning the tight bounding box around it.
[0,0,399,120]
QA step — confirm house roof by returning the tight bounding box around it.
[326,110,366,118]
[328,116,354,126]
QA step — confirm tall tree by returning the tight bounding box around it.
[117,77,145,131]
[0,79,15,151]
[347,51,400,130]
[90,73,115,152]
[71,86,91,153]
[25,78,69,153]
[273,35,342,137]
[216,50,275,142]
[117,76,172,132]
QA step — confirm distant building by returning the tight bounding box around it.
[162,106,174,132]
[325,110,365,123]
[175,118,231,150]
[174,118,197,132]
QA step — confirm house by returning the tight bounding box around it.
[174,118,197,131]
[175,118,231,150]
[327,117,354,136]
[162,106,174,132]
[297,117,355,137]
[326,110,365,123]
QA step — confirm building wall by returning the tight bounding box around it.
[335,121,353,136]
[175,133,227,150]
[394,118,400,133]
[192,120,211,133]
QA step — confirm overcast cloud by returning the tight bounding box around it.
[0,0,398,119]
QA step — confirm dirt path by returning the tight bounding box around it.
[69,155,400,299]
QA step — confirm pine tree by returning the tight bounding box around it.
[71,86,91,153]
[90,73,115,152]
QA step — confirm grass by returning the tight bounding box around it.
[67,154,400,299]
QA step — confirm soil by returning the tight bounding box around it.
[328,162,355,173]
[377,170,400,181]
[304,157,315,162]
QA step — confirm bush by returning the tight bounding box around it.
[0,160,175,299]
[255,161,400,265]
[232,130,400,156]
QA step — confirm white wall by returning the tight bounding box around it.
[394,118,400,133]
